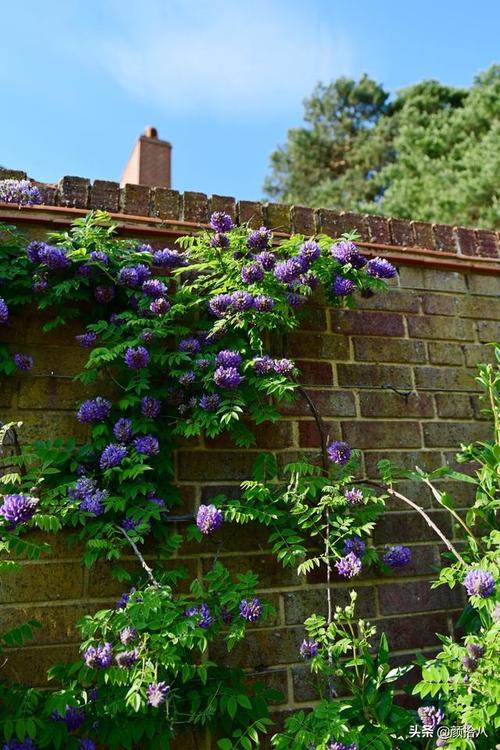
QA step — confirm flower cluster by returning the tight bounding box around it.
[0,493,39,528]
[147,681,169,708]
[68,476,108,516]
[196,504,224,535]
[77,397,112,424]
[335,551,362,579]
[382,545,411,568]
[239,597,262,622]
[418,705,444,729]
[463,568,495,598]
[327,441,352,465]
[300,639,319,659]
[84,642,113,668]
[0,179,42,206]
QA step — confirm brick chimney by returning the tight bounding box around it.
[120,127,172,188]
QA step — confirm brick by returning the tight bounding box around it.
[89,180,120,212]
[0,562,84,604]
[411,221,435,249]
[37,183,57,205]
[459,296,500,320]
[359,391,433,419]
[210,627,303,668]
[1,603,90,645]
[373,510,452,544]
[283,586,376,625]
[150,187,181,219]
[420,293,459,316]
[0,379,15,408]
[338,211,370,240]
[464,344,496,367]
[0,167,27,179]
[295,360,333,385]
[434,393,475,419]
[209,194,236,220]
[354,337,426,363]
[379,580,463,615]
[364,450,442,478]
[378,612,451,650]
[4,411,87,443]
[475,230,498,259]
[178,450,258,481]
[390,218,414,246]
[398,268,467,293]
[477,320,500,342]
[331,310,405,337]
[414,366,478,392]
[432,223,456,252]
[120,183,150,215]
[298,420,341,447]
[356,289,419,313]
[299,307,328,331]
[365,214,391,243]
[292,666,321,702]
[182,191,209,223]
[279,389,356,417]
[291,205,315,235]
[87,558,197,598]
[18,376,102,410]
[314,208,344,237]
[342,420,421,449]
[423,422,490,448]
[204,553,299,590]
[407,315,474,341]
[2,644,79,687]
[264,203,291,232]
[237,200,263,227]
[467,274,500,296]
[456,227,477,256]
[428,342,463,366]
[337,364,413,389]
[245,669,288,705]
[433,480,476,509]
[206,421,293,449]
[56,176,90,208]
[286,332,350,360]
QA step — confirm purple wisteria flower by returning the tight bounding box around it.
[463,568,496,598]
[124,346,149,369]
[273,358,294,375]
[332,276,355,296]
[344,488,364,505]
[77,397,112,424]
[142,279,167,297]
[335,552,362,579]
[150,297,171,315]
[327,440,352,465]
[254,251,276,270]
[140,330,154,343]
[119,626,138,645]
[116,587,137,609]
[89,250,108,264]
[239,597,262,622]
[79,741,96,750]
[195,358,210,370]
[80,492,106,516]
[300,639,319,659]
[208,293,233,318]
[241,262,264,284]
[27,240,45,263]
[51,705,85,732]
[147,681,169,708]
[214,367,242,389]
[14,353,33,371]
[77,264,93,278]
[68,477,107,516]
[179,371,196,386]
[3,740,38,750]
[115,649,139,668]
[286,292,305,308]
[210,212,234,233]
[32,276,48,293]
[343,537,366,557]
[462,654,479,672]
[0,297,8,324]
[152,248,187,268]
[196,504,224,535]
[254,294,275,311]
[121,516,138,532]
[84,642,113,669]
[0,179,42,206]
[328,741,358,750]
[100,443,127,470]
[0,493,39,528]
[199,393,221,411]
[141,396,161,418]
[252,355,275,375]
[330,241,367,269]
[94,285,115,303]
[134,435,160,456]
[247,227,272,250]
[418,706,444,730]
[179,337,201,354]
[383,545,412,568]
[466,643,484,659]
[211,232,230,249]
[216,350,242,369]
[37,245,70,271]
[113,417,133,443]
[76,332,97,348]
[366,257,397,279]
[118,266,140,287]
[198,603,213,629]
[274,257,303,284]
[230,290,254,311]
[298,240,321,264]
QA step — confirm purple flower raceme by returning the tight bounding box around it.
[94,285,115,303]
[199,393,221,411]
[115,649,139,668]
[335,552,362,579]
[27,240,45,264]
[38,245,70,271]
[113,418,133,443]
[286,292,305,308]
[208,293,232,318]
[0,178,42,206]
[211,232,230,249]
[124,346,149,370]
[327,440,352,465]
[51,705,85,732]
[383,545,412,568]
[152,248,187,268]
[230,290,254,311]
[134,435,160,456]
[254,294,274,311]
[79,741,96,750]
[239,597,262,622]
[330,241,367,269]
[298,240,321,265]
[147,681,169,708]
[300,639,319,659]
[418,706,444,730]
[118,266,140,288]
[32,276,48,293]
[0,493,39,528]
[196,504,224,535]
[90,250,108,264]
[463,568,496,598]
[343,537,366,557]
[0,297,8,324]
[140,330,154,343]
[3,741,38,750]
[366,257,397,279]
[179,371,196,387]
[121,517,138,532]
[76,332,97,348]
[274,257,304,284]
[100,443,127,470]
[142,279,167,297]
[77,397,112,424]
[13,353,33,371]
[141,396,162,418]
[344,488,364,505]
[466,643,484,659]
[332,276,355,296]
[116,587,138,609]
[84,642,113,669]
[214,367,242,389]
[216,350,242,369]
[198,603,213,629]
[150,297,171,316]
[119,626,137,645]
[254,251,276,270]
[79,488,107,516]
[328,741,358,750]
[179,337,201,354]
[273,358,294,375]
[210,212,234,233]
[247,227,272,250]
[252,355,275,375]
[241,262,264,284]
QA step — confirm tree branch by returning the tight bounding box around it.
[117,525,161,587]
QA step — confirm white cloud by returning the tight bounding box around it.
[98,0,353,117]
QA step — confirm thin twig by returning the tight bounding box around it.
[117,525,160,587]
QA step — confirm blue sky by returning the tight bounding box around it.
[2,0,498,200]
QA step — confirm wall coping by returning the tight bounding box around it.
[1,168,499,274]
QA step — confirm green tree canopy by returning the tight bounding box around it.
[264,65,500,229]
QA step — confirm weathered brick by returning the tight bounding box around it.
[337,364,413,389]
[464,344,496,367]
[178,450,259,481]
[378,612,451,650]
[210,627,303,668]
[414,366,478,392]
[286,332,350,360]
[359,391,434,419]
[456,227,477,256]
[291,205,315,235]
[37,183,57,205]
[0,562,84,604]
[365,214,391,243]
[477,319,500,342]
[373,510,452,544]
[18,377,101,410]
[2,644,80,687]
[120,183,150,215]
[264,203,291,232]
[56,176,90,208]
[0,379,16,408]
[298,419,341,447]
[283,586,376,625]
[183,191,209,223]
[475,230,499,259]
[299,307,328,331]
[428,342,463,366]
[458,296,500,320]
[4,410,87,442]
[467,274,500,296]
[379,580,463,615]
[398,268,467,293]
[338,211,370,240]
[295,360,333,385]
[237,200,263,227]
[364,450,442,478]
[89,180,120,212]
[423,421,490,448]
[342,420,421,449]
[390,218,414,246]
[314,208,343,237]
[279,389,356,417]
[150,187,181,219]
[204,553,299,590]
[356,289,419,313]
[245,669,288,705]
[331,310,405,337]
[0,167,27,179]
[1,603,91,645]
[420,293,459,316]
[434,393,475,419]
[354,337,426,363]
[411,221,435,249]
[209,194,236,220]
[206,421,293,449]
[432,224,456,252]
[407,315,474,341]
